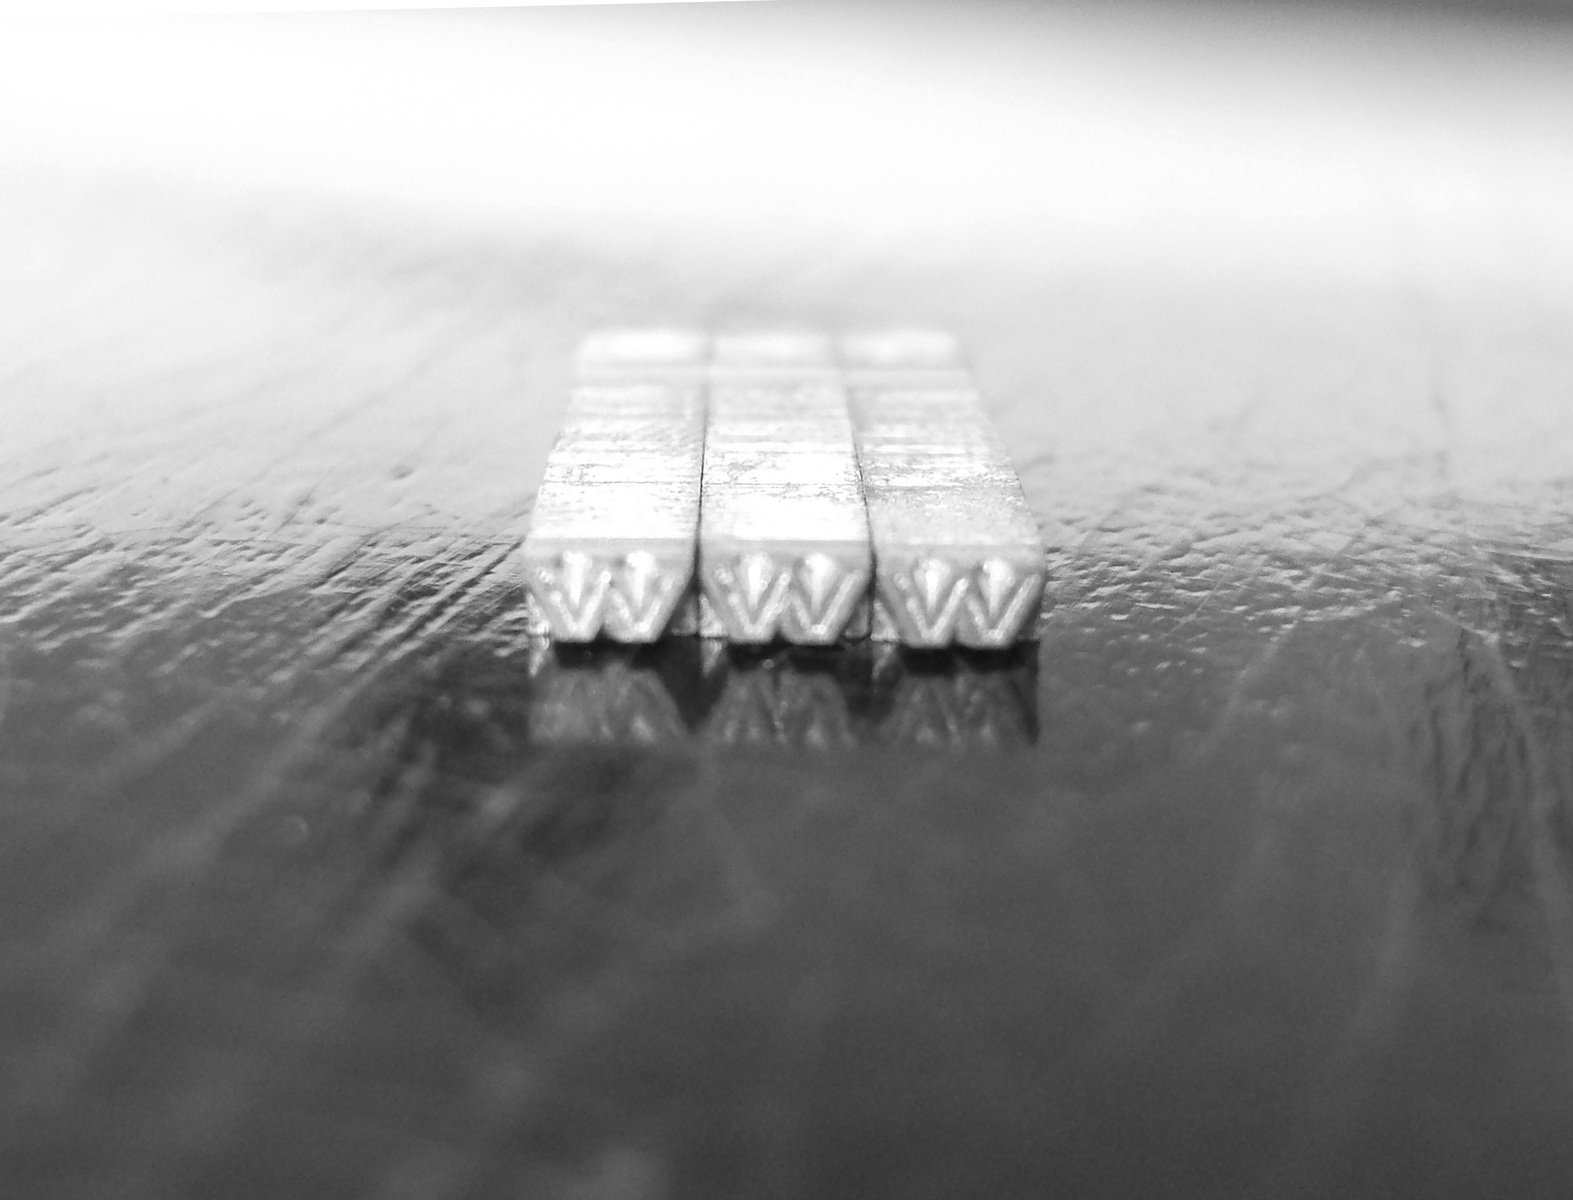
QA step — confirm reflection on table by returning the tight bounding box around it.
[523,639,1037,751]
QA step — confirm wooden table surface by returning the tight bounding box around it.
[5,4,1573,1197]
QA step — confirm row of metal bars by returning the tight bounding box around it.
[520,329,1045,649]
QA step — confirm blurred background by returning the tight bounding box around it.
[5,0,1573,525]
[7,0,1573,281]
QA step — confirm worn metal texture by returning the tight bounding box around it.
[6,5,1573,1192]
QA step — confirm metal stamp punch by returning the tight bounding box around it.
[519,330,707,642]
[520,329,1046,650]
[697,331,873,644]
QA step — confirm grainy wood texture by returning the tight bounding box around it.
[5,4,1573,1199]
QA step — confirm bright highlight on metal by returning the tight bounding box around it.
[520,328,1046,648]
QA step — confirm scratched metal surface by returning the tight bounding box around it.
[7,6,1573,1199]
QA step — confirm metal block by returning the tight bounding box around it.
[698,338,871,644]
[575,327,710,379]
[521,380,705,643]
[845,334,1046,649]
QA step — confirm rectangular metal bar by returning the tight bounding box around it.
[843,330,1046,648]
[521,333,707,642]
[698,331,872,644]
